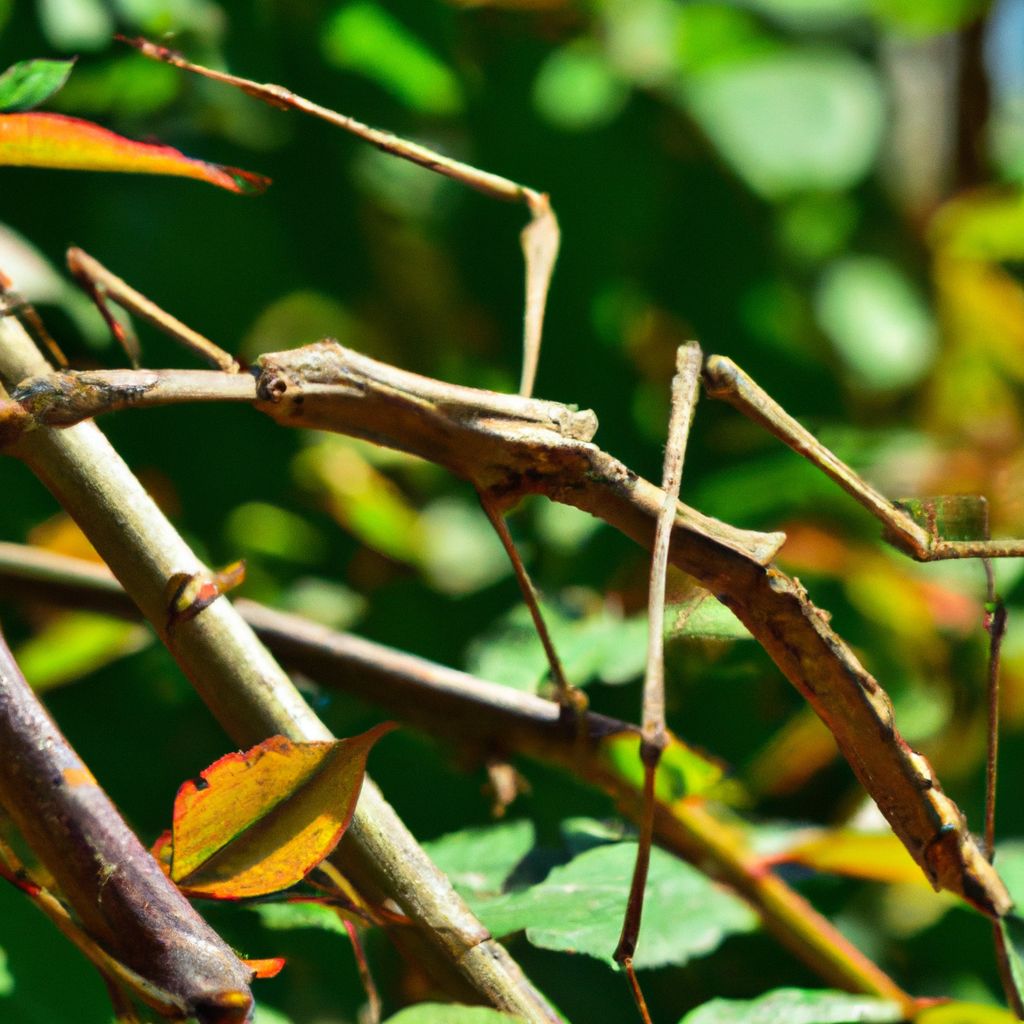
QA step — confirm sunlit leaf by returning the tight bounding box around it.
[682,50,884,198]
[466,598,647,692]
[667,591,752,641]
[15,613,151,693]
[225,502,327,565]
[871,0,988,34]
[815,256,937,391]
[385,1006,526,1023]
[253,1002,295,1024]
[533,43,629,131]
[252,901,348,937]
[678,988,903,1023]
[164,724,394,899]
[598,731,727,803]
[0,112,269,193]
[418,496,510,595]
[775,830,930,886]
[0,946,12,997]
[994,917,1024,1024]
[0,59,76,113]
[38,0,112,51]
[916,1002,1021,1024]
[322,2,463,115]
[476,841,757,969]
[424,820,536,897]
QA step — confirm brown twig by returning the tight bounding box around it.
[4,337,1010,917]
[117,37,558,398]
[0,542,912,1006]
[0,622,255,1022]
[0,312,562,1023]
[615,343,702,1019]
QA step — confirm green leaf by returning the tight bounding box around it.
[682,50,884,198]
[0,946,12,997]
[916,1002,1021,1024]
[37,0,112,51]
[678,988,903,1024]
[15,613,150,693]
[597,731,727,803]
[424,820,536,897]
[467,599,646,692]
[870,0,988,35]
[533,43,630,132]
[815,257,937,391]
[476,841,757,969]
[251,900,348,937]
[385,1005,526,1024]
[667,591,752,642]
[0,59,75,113]
[322,2,463,115]
[253,1002,295,1024]
[996,915,1024,1017]
[994,840,1024,907]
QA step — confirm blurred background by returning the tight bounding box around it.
[2,0,1024,1021]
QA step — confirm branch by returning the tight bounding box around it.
[3,340,1011,917]
[0,316,561,1023]
[0,540,912,1007]
[0,622,255,1022]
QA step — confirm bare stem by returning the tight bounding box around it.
[0,314,561,1023]
[118,36,558,397]
[4,335,1011,917]
[0,542,912,1006]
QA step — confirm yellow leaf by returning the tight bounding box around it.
[164,724,394,899]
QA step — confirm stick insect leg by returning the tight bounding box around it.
[477,491,588,719]
[66,248,240,373]
[614,342,703,1023]
[702,355,1024,561]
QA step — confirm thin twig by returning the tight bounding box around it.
[67,248,239,372]
[982,558,1006,862]
[615,343,703,1018]
[2,335,1011,918]
[0,543,913,1006]
[0,311,562,1023]
[0,620,255,1020]
[117,36,557,397]
[478,490,586,715]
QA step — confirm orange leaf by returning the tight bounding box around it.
[242,957,286,979]
[164,724,394,899]
[0,112,269,194]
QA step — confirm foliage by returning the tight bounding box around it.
[1,0,1023,1022]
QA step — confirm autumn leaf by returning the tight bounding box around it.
[0,112,269,194]
[156,724,394,899]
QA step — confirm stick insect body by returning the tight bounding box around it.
[4,318,1015,920]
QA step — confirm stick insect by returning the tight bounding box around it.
[3,36,1022,1022]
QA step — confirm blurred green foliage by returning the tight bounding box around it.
[2,0,1024,1022]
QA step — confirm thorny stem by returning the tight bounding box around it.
[0,312,562,1024]
[0,547,912,1007]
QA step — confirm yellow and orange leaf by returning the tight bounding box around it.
[159,724,394,899]
[242,958,286,980]
[0,112,269,194]
[771,830,931,887]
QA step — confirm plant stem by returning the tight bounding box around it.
[0,542,911,1007]
[0,314,561,1023]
